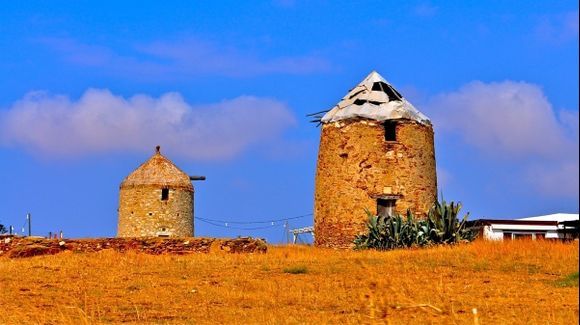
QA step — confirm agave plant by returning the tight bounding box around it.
[354,209,432,250]
[354,199,475,250]
[426,199,475,244]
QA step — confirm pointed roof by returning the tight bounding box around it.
[120,146,193,191]
[320,71,430,124]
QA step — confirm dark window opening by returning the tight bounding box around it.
[353,98,367,106]
[371,82,383,91]
[372,81,403,102]
[377,199,396,217]
[383,121,397,141]
[387,84,403,100]
[161,188,169,201]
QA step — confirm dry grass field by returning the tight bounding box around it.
[0,240,577,324]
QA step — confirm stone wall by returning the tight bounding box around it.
[314,119,437,248]
[0,236,267,258]
[118,185,194,237]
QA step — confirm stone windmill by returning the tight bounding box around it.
[312,71,437,248]
[117,146,205,237]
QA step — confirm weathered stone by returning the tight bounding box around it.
[117,147,195,237]
[0,237,267,258]
[7,244,62,258]
[314,119,437,248]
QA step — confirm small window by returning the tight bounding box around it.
[383,121,397,141]
[377,199,396,217]
[161,188,169,201]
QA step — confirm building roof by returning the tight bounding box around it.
[120,146,193,191]
[320,71,430,124]
[469,214,580,231]
[517,213,579,222]
[469,219,558,226]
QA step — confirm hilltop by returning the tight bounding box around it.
[0,240,577,324]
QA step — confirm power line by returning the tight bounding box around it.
[194,213,312,232]
[195,213,312,225]
[196,218,283,231]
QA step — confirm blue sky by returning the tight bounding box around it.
[0,1,578,242]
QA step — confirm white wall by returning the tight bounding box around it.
[483,225,504,241]
[482,225,563,240]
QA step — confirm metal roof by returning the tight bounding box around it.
[517,213,579,222]
[321,71,430,124]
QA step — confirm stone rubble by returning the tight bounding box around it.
[0,236,267,258]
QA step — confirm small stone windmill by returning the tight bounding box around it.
[312,71,437,248]
[117,146,205,237]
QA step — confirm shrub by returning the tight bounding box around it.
[354,199,475,250]
[283,265,308,274]
[353,210,430,250]
[426,199,475,244]
[554,272,579,288]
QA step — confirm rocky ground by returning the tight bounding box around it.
[0,235,267,258]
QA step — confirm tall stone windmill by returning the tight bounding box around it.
[313,71,437,248]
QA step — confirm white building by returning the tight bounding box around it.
[470,213,579,241]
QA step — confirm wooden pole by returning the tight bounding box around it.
[27,213,31,237]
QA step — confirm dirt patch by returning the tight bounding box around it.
[0,236,267,258]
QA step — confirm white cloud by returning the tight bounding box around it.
[535,10,579,44]
[428,81,572,159]
[436,166,452,190]
[39,37,332,78]
[0,89,296,160]
[526,160,579,198]
[426,80,578,198]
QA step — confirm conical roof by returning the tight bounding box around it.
[321,71,430,124]
[120,146,193,191]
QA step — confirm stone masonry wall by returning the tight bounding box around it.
[314,119,437,248]
[0,236,267,258]
[118,185,194,237]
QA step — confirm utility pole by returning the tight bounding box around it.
[285,220,290,244]
[26,213,31,237]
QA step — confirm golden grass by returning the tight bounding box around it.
[0,240,577,324]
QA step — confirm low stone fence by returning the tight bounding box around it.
[0,236,267,258]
